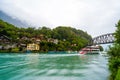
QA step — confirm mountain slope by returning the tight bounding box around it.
[0,10,29,28]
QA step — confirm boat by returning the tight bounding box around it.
[79,46,100,55]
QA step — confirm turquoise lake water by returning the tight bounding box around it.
[0,53,109,80]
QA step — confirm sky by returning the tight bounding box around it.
[0,0,120,37]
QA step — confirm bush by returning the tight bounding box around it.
[115,68,120,80]
[108,44,120,80]
[11,47,19,53]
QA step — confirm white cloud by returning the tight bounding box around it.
[0,0,120,37]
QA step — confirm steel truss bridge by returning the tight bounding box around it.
[91,33,115,45]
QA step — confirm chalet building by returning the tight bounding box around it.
[0,34,11,44]
[0,46,3,49]
[47,38,58,44]
[0,34,14,50]
[20,37,29,40]
[3,44,16,50]
[27,43,40,51]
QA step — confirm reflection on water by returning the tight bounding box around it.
[0,53,109,80]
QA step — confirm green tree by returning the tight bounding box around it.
[107,20,120,80]
[99,45,104,51]
[115,20,120,44]
[39,27,52,38]
[0,19,92,52]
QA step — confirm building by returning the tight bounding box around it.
[47,38,58,44]
[0,34,11,44]
[27,43,40,51]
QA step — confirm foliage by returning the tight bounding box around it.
[99,45,104,51]
[40,41,56,51]
[0,19,92,52]
[115,20,120,44]
[107,20,120,80]
[11,47,19,53]
[51,26,91,42]
[115,68,120,80]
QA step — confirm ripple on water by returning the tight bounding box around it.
[0,54,109,80]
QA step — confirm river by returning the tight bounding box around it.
[0,53,109,80]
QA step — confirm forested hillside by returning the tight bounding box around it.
[0,19,92,52]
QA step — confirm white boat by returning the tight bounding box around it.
[79,46,100,54]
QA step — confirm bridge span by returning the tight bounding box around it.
[91,33,115,45]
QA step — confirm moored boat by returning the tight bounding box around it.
[79,46,100,55]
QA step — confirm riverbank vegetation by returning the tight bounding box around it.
[0,19,92,53]
[107,20,120,80]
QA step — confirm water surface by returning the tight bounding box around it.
[0,53,109,80]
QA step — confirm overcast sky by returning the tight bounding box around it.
[0,0,120,37]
